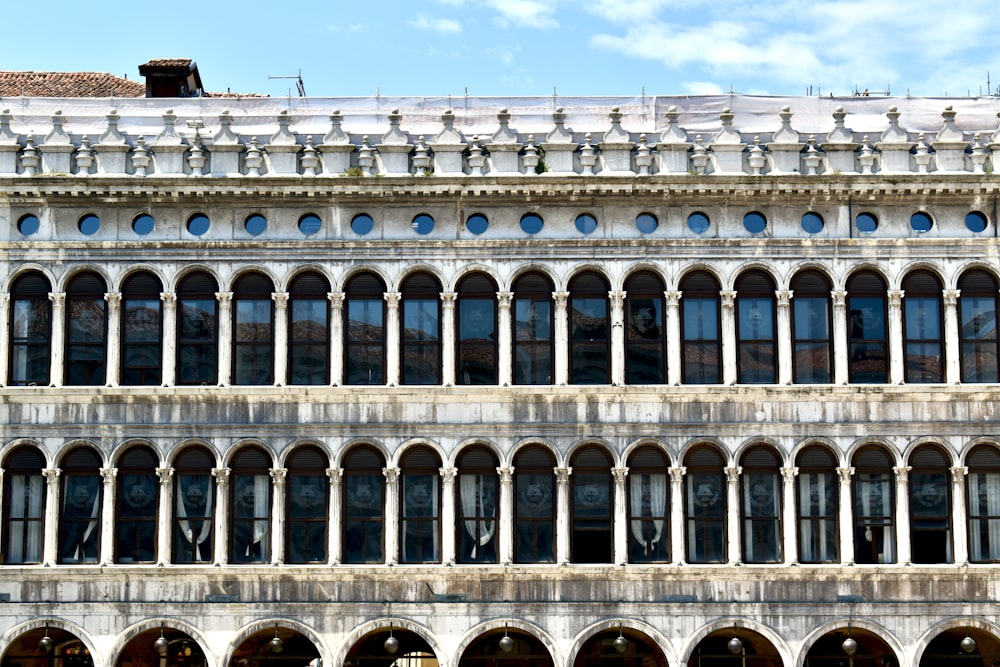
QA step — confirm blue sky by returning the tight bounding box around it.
[4,0,999,99]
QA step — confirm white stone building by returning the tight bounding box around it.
[2,60,1000,667]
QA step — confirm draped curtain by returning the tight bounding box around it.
[969,472,1000,561]
[460,474,495,558]
[629,473,666,554]
[9,475,43,563]
[251,474,270,560]
[176,474,213,561]
[858,474,894,562]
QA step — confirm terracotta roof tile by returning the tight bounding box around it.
[0,71,145,98]
[140,58,193,69]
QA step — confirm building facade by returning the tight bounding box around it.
[1,79,1000,667]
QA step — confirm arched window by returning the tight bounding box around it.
[344,273,386,385]
[401,273,442,385]
[400,446,441,563]
[740,446,782,563]
[342,445,385,564]
[852,446,895,564]
[791,270,833,383]
[959,270,999,383]
[514,446,556,563]
[735,271,777,384]
[65,272,107,386]
[285,445,329,564]
[847,271,888,383]
[967,444,1000,563]
[627,447,669,563]
[2,446,46,564]
[624,271,666,384]
[513,272,554,385]
[679,271,721,384]
[176,272,219,385]
[684,446,726,563]
[456,273,498,385]
[456,446,499,563]
[9,272,52,386]
[121,272,163,386]
[229,446,272,564]
[569,272,610,384]
[59,447,102,564]
[796,445,838,563]
[115,446,158,563]
[909,445,951,563]
[570,446,612,563]
[172,446,215,564]
[232,273,274,385]
[902,270,944,383]
[288,272,330,385]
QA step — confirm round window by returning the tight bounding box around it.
[687,212,710,234]
[966,211,989,233]
[856,212,878,233]
[466,213,489,235]
[351,213,374,236]
[575,213,598,235]
[132,213,155,236]
[186,213,210,236]
[910,211,933,233]
[520,213,544,235]
[17,214,40,236]
[78,214,100,236]
[743,211,767,234]
[298,213,322,236]
[801,212,824,234]
[412,213,435,235]
[245,214,267,237]
[635,212,658,234]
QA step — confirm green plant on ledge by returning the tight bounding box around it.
[342,166,365,177]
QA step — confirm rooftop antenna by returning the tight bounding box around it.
[268,69,306,97]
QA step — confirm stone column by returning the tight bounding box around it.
[720,291,737,385]
[156,467,174,565]
[894,466,912,564]
[0,294,8,386]
[838,466,855,564]
[42,468,61,566]
[328,467,343,564]
[441,293,457,386]
[776,290,793,385]
[951,466,969,564]
[272,293,289,386]
[160,293,177,386]
[609,291,626,386]
[888,290,905,384]
[943,289,961,384]
[665,291,682,386]
[212,467,230,565]
[612,466,629,564]
[104,293,122,386]
[99,467,117,564]
[498,466,514,564]
[669,466,686,564]
[270,468,287,564]
[831,290,848,384]
[383,466,400,564]
[497,292,513,386]
[329,293,345,386]
[553,291,569,385]
[440,466,457,563]
[555,466,572,563]
[725,465,742,563]
[216,292,233,386]
[48,292,65,387]
[384,293,401,386]
[781,466,799,564]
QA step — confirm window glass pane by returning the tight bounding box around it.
[457,472,498,563]
[968,471,1000,562]
[686,472,724,563]
[10,298,51,385]
[629,472,668,562]
[5,473,45,563]
[123,297,161,385]
[231,473,270,563]
[626,297,664,384]
[402,298,440,384]
[798,470,837,562]
[178,298,217,384]
[344,473,384,563]
[116,472,157,563]
[742,471,781,562]
[910,470,949,563]
[572,472,611,562]
[401,473,439,563]
[458,298,497,385]
[346,299,385,384]
[289,299,328,385]
[234,299,272,385]
[286,474,328,563]
[66,296,106,385]
[853,472,895,564]
[515,473,554,563]
[173,473,213,563]
[961,295,999,382]
[849,296,887,383]
[570,297,608,384]
[60,475,101,563]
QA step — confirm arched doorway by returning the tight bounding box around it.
[344,627,437,667]
[2,626,94,667]
[688,627,782,666]
[229,626,319,667]
[804,627,897,666]
[459,627,553,667]
[117,626,208,667]
[920,626,1000,666]
[574,626,666,667]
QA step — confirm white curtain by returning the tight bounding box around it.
[250,474,270,560]
[629,473,666,554]
[799,472,833,562]
[460,474,495,558]
[969,472,1000,560]
[859,474,894,562]
[68,481,101,562]
[9,475,43,563]
[176,476,213,561]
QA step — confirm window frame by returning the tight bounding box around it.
[739,447,782,563]
[58,447,103,564]
[958,270,1000,383]
[512,272,555,385]
[228,446,273,564]
[795,446,839,564]
[9,272,52,386]
[568,272,611,385]
[624,271,667,384]
[284,446,330,564]
[679,271,722,384]
[735,271,778,384]
[399,447,442,564]
[176,272,219,385]
[120,272,164,386]
[790,270,833,384]
[114,446,159,564]
[569,446,613,563]
[344,273,387,385]
[231,273,275,386]
[851,446,896,564]
[684,447,726,564]
[400,273,442,386]
[456,274,499,386]
[2,446,46,564]
[342,445,386,564]
[514,447,556,564]
[64,272,108,386]
[455,447,500,564]
[172,446,216,564]
[902,270,945,384]
[847,271,889,384]
[287,272,331,386]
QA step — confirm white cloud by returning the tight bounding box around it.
[584,0,674,22]
[434,0,465,4]
[325,23,365,32]
[683,81,726,95]
[487,43,522,67]
[485,0,559,28]
[410,16,463,33]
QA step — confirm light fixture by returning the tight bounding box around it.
[613,623,628,654]
[499,624,514,653]
[154,624,169,656]
[728,623,743,655]
[38,628,54,653]
[269,625,284,654]
[384,627,399,655]
[961,635,977,654]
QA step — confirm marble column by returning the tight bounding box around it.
[212,467,230,565]
[776,290,793,385]
[665,291,682,386]
[156,467,174,565]
[725,465,742,563]
[609,291,626,386]
[498,466,514,564]
[888,290,905,384]
[838,466,855,564]
[440,466,457,563]
[384,293,401,386]
[383,466,400,564]
[272,293,289,386]
[99,467,117,564]
[43,468,61,565]
[441,293,457,386]
[669,466,687,564]
[329,293,345,386]
[781,466,799,563]
[831,290,848,384]
[104,293,122,386]
[270,467,287,564]
[160,293,177,386]
[48,293,65,386]
[943,289,961,384]
[216,292,233,386]
[612,466,629,564]
[555,466,572,563]
[894,465,912,564]
[720,291,737,385]
[554,292,569,385]
[497,292,513,386]
[951,466,969,564]
[328,467,343,564]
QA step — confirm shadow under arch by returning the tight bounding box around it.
[2,624,96,667]
[918,621,1000,666]
[570,622,669,667]
[226,623,321,667]
[686,625,784,667]
[341,621,440,667]
[803,626,899,667]
[457,623,554,667]
[115,625,211,667]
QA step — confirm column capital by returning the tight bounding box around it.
[215,291,233,306]
[669,466,687,482]
[724,466,742,482]
[776,290,792,307]
[837,466,855,483]
[440,292,457,309]
[497,291,513,307]
[269,467,288,485]
[553,291,569,306]
[160,292,177,307]
[0,293,9,308]
[43,468,61,484]
[721,291,736,309]
[439,466,457,483]
[951,465,969,479]
[893,465,912,482]
[49,292,65,308]
[156,467,174,485]
[888,290,904,307]
[328,292,345,308]
[384,292,401,307]
[609,290,626,309]
[943,289,960,306]
[665,290,681,306]
[832,290,847,307]
[212,467,231,484]
[781,466,799,481]
[497,466,514,482]
[327,467,344,483]
[383,466,400,483]
[271,292,290,309]
[100,467,118,485]
[611,466,629,483]
[555,466,572,483]
[104,292,122,308]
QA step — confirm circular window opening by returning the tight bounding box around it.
[466,213,489,235]
[186,213,210,236]
[743,211,767,234]
[635,212,658,234]
[350,213,373,236]
[520,213,544,235]
[132,213,155,236]
[78,213,100,236]
[801,212,824,234]
[244,214,267,237]
[17,214,39,236]
[298,213,322,236]
[412,213,435,235]
[856,212,878,233]
[575,213,598,235]
[966,211,989,233]
[687,212,710,234]
[910,211,933,233]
